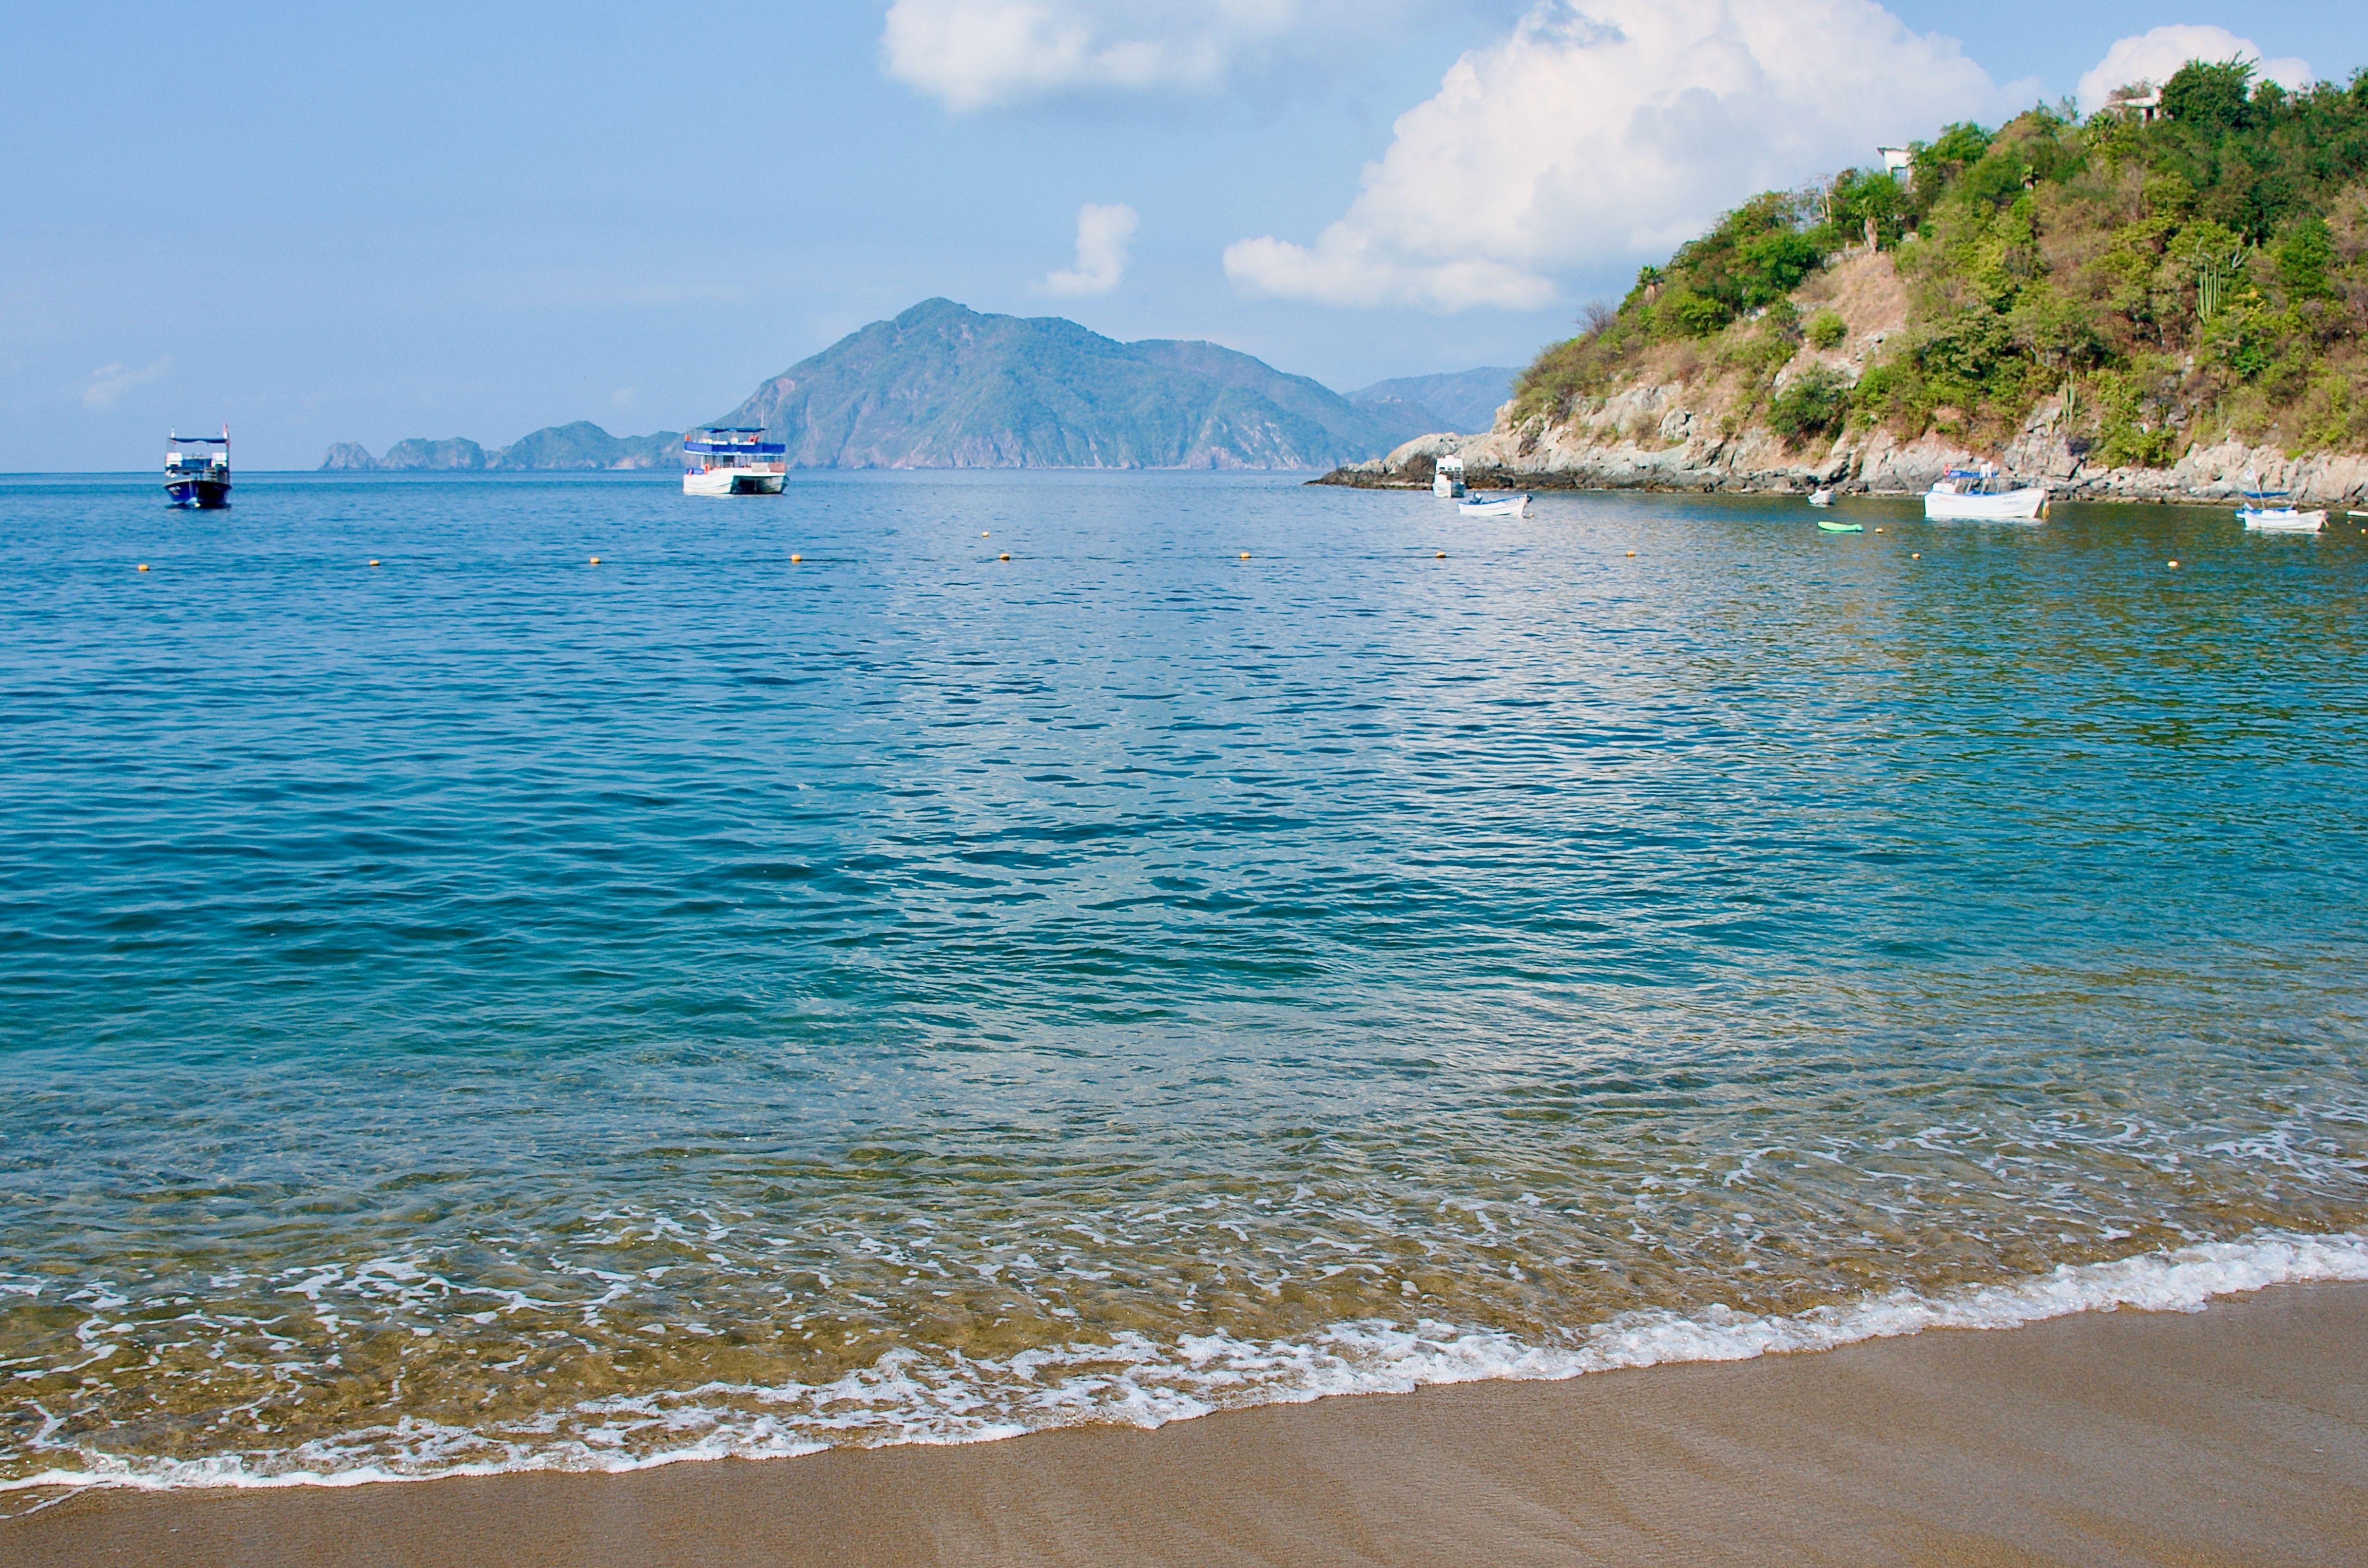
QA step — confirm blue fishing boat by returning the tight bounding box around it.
[164,427,231,509]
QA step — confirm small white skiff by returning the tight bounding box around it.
[2236,475,2325,532]
[2239,505,2326,533]
[1925,465,2045,521]
[1808,487,1835,507]
[1458,493,1529,518]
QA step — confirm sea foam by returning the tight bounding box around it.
[9,1228,2365,1497]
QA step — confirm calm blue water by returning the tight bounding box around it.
[2,470,2365,1486]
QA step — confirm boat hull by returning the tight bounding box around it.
[1457,495,1529,518]
[2239,509,2325,533]
[164,478,230,509]
[1925,487,2046,521]
[683,469,786,497]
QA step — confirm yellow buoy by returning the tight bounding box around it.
[1435,551,1445,559]
[2167,559,2179,569]
[1000,553,1011,561]
[982,532,990,537]
[1625,550,1636,557]
[790,553,802,563]
[1874,527,1884,534]
[136,563,149,572]
[368,559,380,567]
[1240,552,1251,559]
[1911,552,1921,559]
[590,555,601,565]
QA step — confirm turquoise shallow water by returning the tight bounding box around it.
[2,470,2365,1485]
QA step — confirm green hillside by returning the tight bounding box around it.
[713,298,1428,469]
[1518,60,2368,462]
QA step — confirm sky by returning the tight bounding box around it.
[3,1,2359,471]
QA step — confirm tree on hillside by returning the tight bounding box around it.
[1515,60,2368,458]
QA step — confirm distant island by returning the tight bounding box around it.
[324,302,1512,473]
[1326,60,2368,505]
[321,422,681,472]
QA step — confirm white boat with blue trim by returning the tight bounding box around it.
[2235,475,2324,532]
[1925,463,2046,521]
[683,428,786,496]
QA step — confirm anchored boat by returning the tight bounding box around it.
[683,428,786,497]
[1925,463,2045,521]
[164,428,231,509]
[1432,455,1467,498]
[2235,475,2325,533]
[1458,493,1529,518]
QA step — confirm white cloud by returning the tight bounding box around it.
[1224,0,2011,311]
[82,356,172,409]
[2074,26,2311,114]
[880,0,1386,112]
[1041,202,1140,296]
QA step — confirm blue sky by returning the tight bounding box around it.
[4,1,2358,471]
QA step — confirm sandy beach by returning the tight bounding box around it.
[8,1280,2361,1568]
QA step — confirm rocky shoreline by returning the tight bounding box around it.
[1317,407,2368,507]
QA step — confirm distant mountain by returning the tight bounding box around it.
[1348,368,1521,435]
[322,422,680,471]
[497,422,681,470]
[710,298,1430,470]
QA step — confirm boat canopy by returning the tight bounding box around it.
[686,427,784,455]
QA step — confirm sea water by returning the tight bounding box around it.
[2,470,2364,1491]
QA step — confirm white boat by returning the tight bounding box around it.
[2238,504,2326,533]
[1925,464,2046,521]
[2235,475,2325,532]
[683,427,786,496]
[1808,487,1834,507]
[1432,454,1467,498]
[1458,493,1529,518]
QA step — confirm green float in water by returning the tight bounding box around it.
[1817,519,1863,533]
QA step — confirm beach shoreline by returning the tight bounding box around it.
[11,1280,2362,1568]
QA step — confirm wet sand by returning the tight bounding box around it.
[9,1281,2364,1568]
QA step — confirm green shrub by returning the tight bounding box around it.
[1769,368,1854,447]
[2277,215,2337,300]
[1808,311,1848,349]
[1659,287,1732,338]
[2092,364,2183,467]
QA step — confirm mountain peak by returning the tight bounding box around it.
[894,297,975,326]
[709,303,1435,470]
